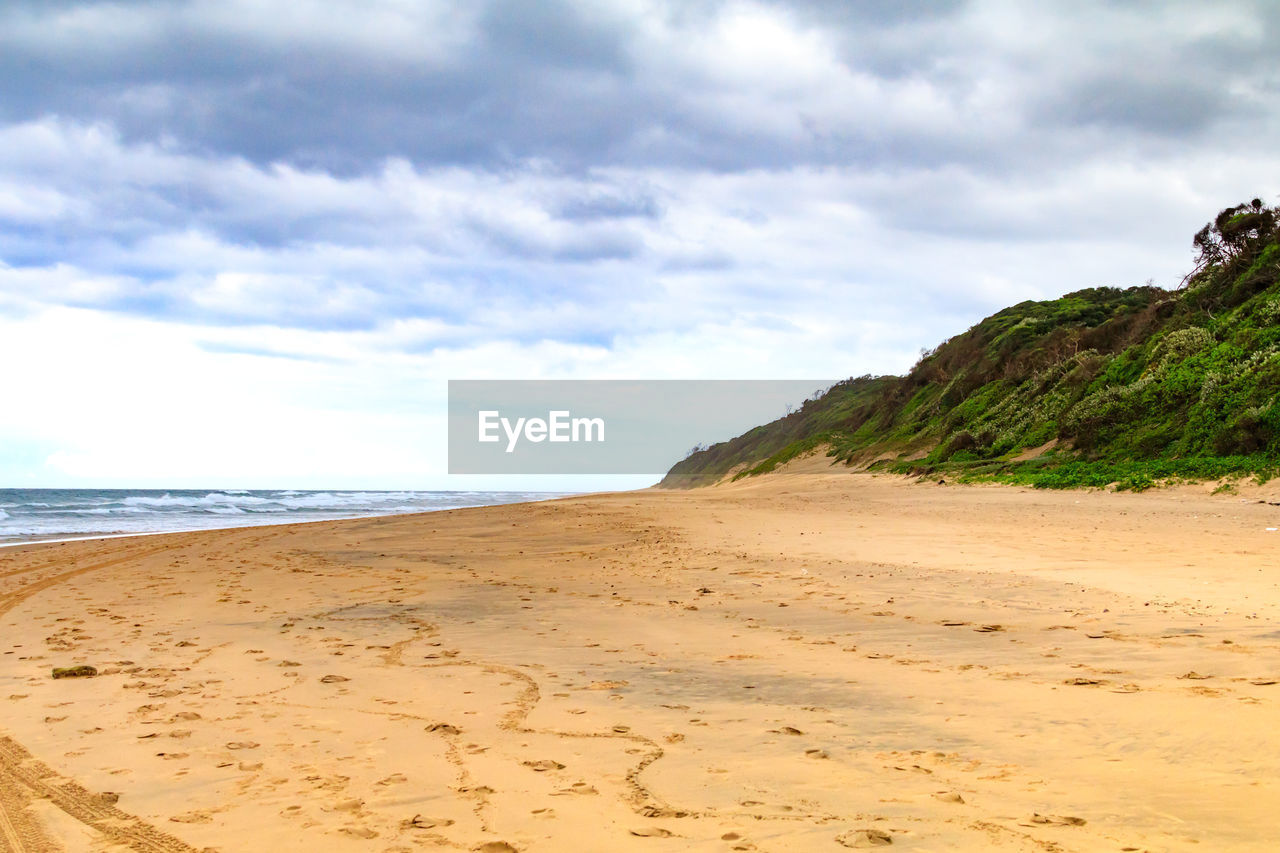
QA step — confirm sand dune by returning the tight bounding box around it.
[2,472,1279,851]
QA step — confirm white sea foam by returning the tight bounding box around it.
[0,489,571,542]
[122,492,272,509]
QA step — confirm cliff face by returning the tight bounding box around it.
[663,199,1280,490]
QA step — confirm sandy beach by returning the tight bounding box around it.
[2,471,1280,852]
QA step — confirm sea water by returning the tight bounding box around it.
[0,489,570,544]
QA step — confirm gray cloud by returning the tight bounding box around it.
[0,0,1273,179]
[0,0,1277,375]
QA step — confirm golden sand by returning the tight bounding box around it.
[2,471,1279,851]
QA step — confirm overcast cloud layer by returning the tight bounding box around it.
[2,0,1278,487]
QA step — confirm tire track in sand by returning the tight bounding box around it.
[0,737,196,853]
[0,768,54,853]
[0,541,200,853]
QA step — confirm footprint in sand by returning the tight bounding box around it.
[836,829,893,848]
[551,782,598,796]
[404,815,454,829]
[1025,813,1086,826]
[629,827,674,838]
[640,806,689,818]
[522,759,565,771]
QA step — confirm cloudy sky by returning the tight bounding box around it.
[1,0,1277,488]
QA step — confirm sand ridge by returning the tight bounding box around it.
[1,474,1279,851]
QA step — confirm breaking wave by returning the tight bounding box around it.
[0,489,569,542]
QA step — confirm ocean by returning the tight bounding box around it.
[0,489,572,545]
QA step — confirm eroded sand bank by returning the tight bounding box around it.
[2,473,1279,852]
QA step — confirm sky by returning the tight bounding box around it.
[1,0,1277,489]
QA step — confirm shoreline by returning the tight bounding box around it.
[0,491,586,550]
[2,472,1278,850]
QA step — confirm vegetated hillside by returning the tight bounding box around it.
[663,198,1280,490]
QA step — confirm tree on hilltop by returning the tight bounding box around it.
[1187,197,1278,285]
